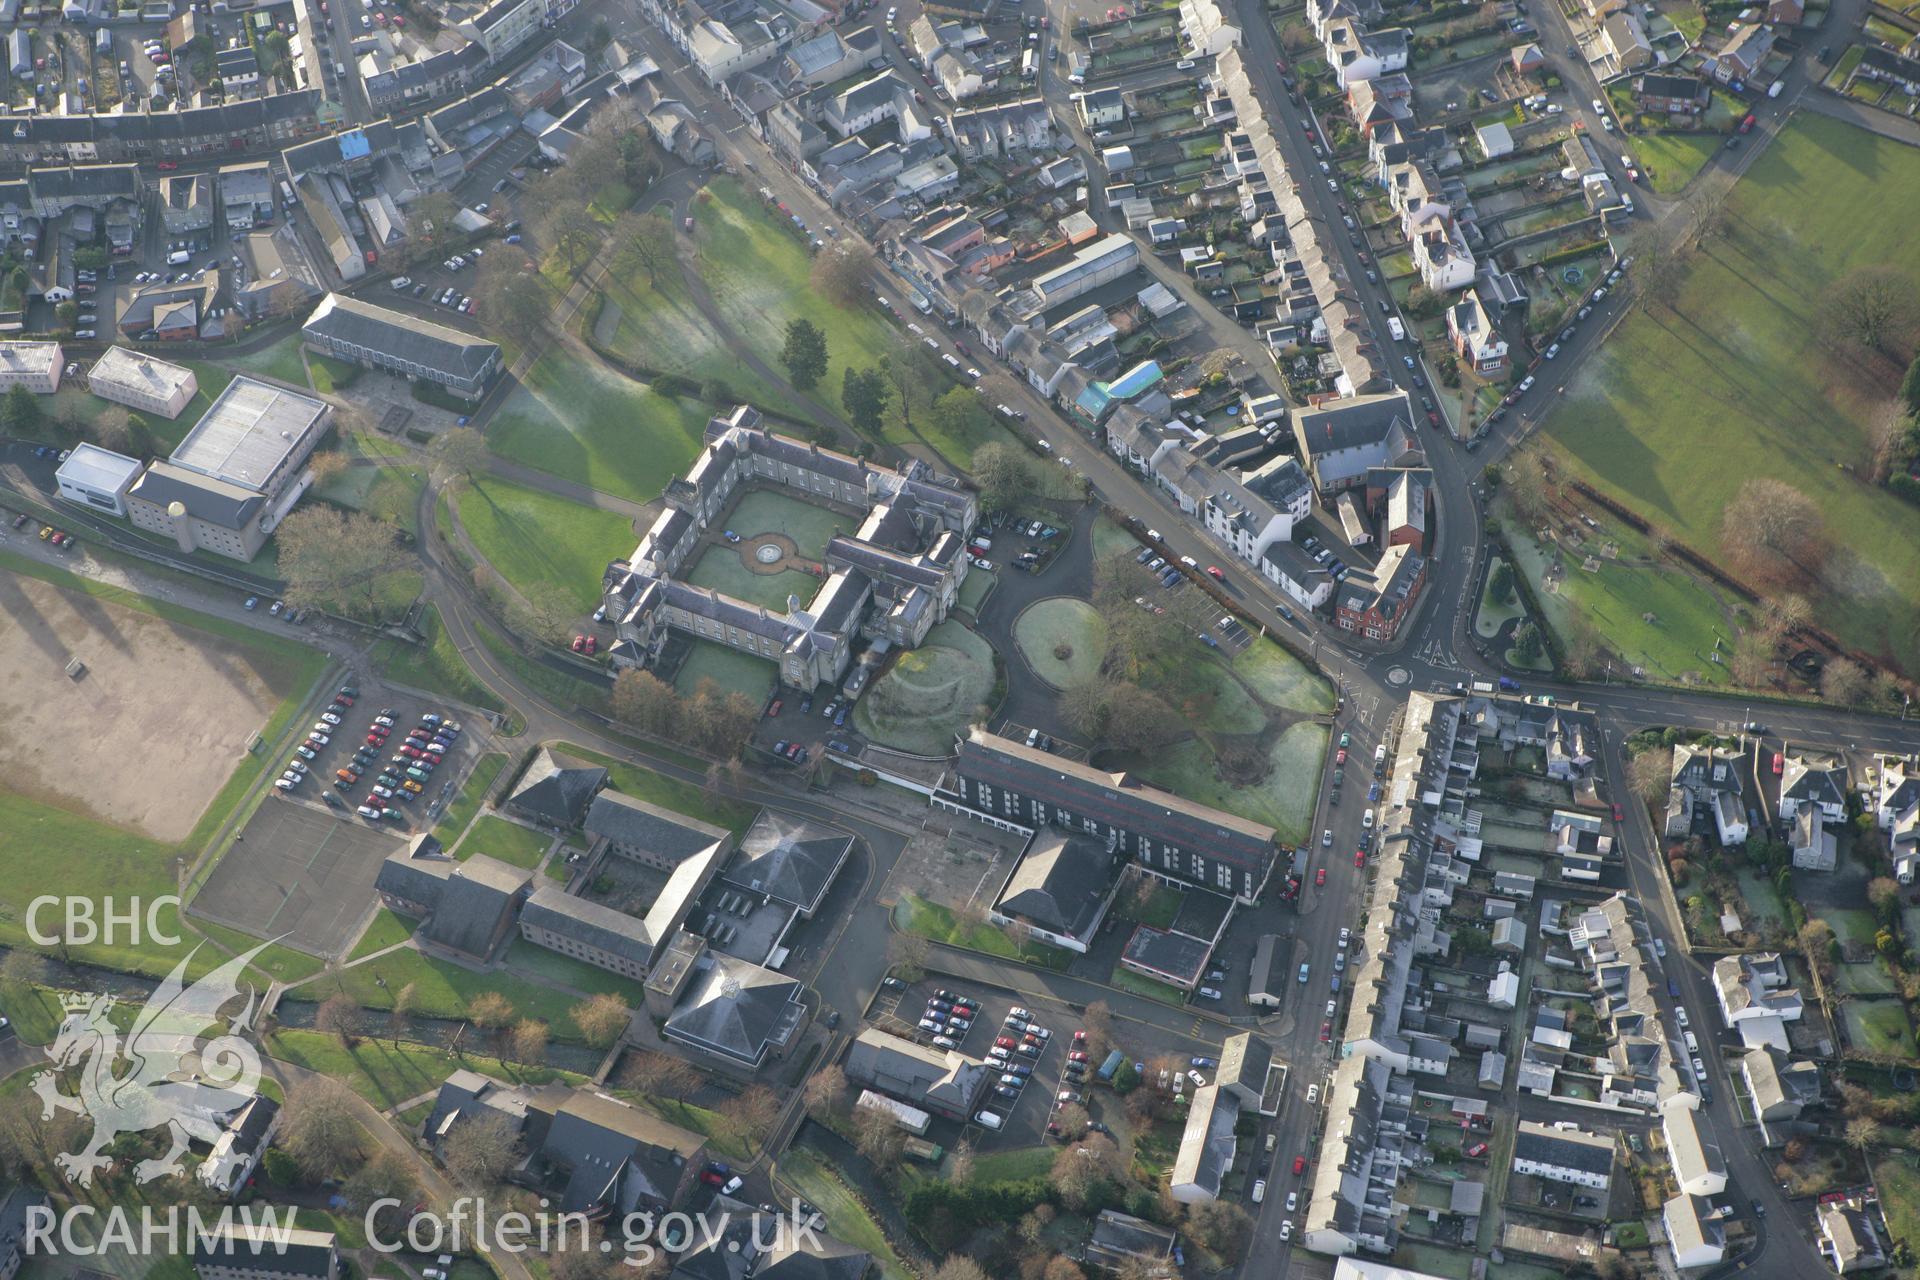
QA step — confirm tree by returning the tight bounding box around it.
[930,387,985,452]
[780,319,830,392]
[810,239,875,307]
[1628,746,1672,807]
[509,1019,549,1065]
[971,442,1040,512]
[442,1110,522,1188]
[610,668,681,736]
[1043,1259,1085,1280]
[1513,622,1543,665]
[1823,657,1870,707]
[1186,1199,1251,1254]
[853,1102,907,1171]
[572,993,631,1048]
[614,212,676,290]
[315,993,363,1047]
[387,981,416,1047]
[842,366,889,436]
[1903,357,1920,415]
[1821,267,1919,357]
[1722,477,1825,586]
[90,411,136,455]
[1102,682,1181,752]
[617,1051,704,1101]
[276,506,410,621]
[544,203,604,274]
[1082,1001,1114,1058]
[1502,449,1550,524]
[343,1148,417,1233]
[716,1085,780,1156]
[429,426,489,480]
[473,252,554,336]
[932,1258,990,1280]
[1059,678,1108,738]
[802,1064,847,1118]
[0,385,40,435]
[1051,1135,1124,1212]
[468,991,515,1031]
[1846,1116,1884,1155]
[1488,560,1514,604]
[879,342,935,431]
[281,1078,363,1180]
[1870,876,1902,919]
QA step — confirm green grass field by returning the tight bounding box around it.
[1632,132,1721,194]
[457,476,637,613]
[778,1150,913,1280]
[1231,639,1335,714]
[724,487,853,558]
[1875,1152,1920,1254]
[683,542,821,611]
[594,266,800,416]
[458,815,552,868]
[1550,115,1920,674]
[895,893,1070,969]
[314,460,424,536]
[1844,1000,1918,1057]
[1138,720,1328,846]
[296,947,598,1040]
[695,181,901,419]
[349,908,415,961]
[671,638,779,701]
[229,334,311,387]
[432,751,508,844]
[1012,597,1107,688]
[267,1028,576,1110]
[487,346,715,506]
[368,604,510,717]
[1475,556,1527,639]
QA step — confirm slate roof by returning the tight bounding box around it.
[192,1226,336,1278]
[1513,1121,1613,1176]
[522,884,660,967]
[1170,1084,1239,1196]
[539,1088,706,1214]
[1088,1210,1175,1262]
[994,830,1114,937]
[722,811,854,913]
[424,855,534,956]
[756,1229,874,1280]
[1291,390,1417,459]
[586,790,731,863]
[302,292,501,383]
[846,1028,989,1115]
[126,460,263,530]
[508,748,608,826]
[663,953,806,1066]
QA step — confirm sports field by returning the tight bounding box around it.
[1550,114,1920,673]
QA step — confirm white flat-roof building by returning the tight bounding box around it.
[86,346,197,419]
[55,443,143,516]
[0,340,62,393]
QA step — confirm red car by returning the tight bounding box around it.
[1354,849,1366,867]
[767,699,783,717]
[995,1036,1016,1049]
[1205,565,1224,580]
[1335,748,1347,765]
[1466,1142,1488,1158]
[1072,1030,1087,1042]
[399,745,424,759]
[700,1170,726,1187]
[365,733,386,746]
[571,635,586,652]
[583,635,597,656]
[1772,752,1784,775]
[1320,1021,1331,1041]
[156,160,178,171]
[1739,112,1757,133]
[1613,803,1625,822]
[1068,1051,1089,1063]
[334,694,355,707]
[1315,867,1327,886]
[1292,1156,1307,1175]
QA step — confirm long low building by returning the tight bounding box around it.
[301,292,502,401]
[845,1027,989,1121]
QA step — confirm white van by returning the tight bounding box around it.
[166,250,190,265]
[1387,317,1405,342]
[975,1110,1004,1130]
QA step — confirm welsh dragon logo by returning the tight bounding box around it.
[32,941,272,1186]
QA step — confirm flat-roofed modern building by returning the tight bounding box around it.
[124,376,329,561]
[301,292,501,400]
[55,443,143,516]
[0,340,61,392]
[86,345,197,418]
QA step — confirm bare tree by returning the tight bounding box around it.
[307,450,348,486]
[853,1102,907,1172]
[610,668,681,735]
[1846,1116,1884,1156]
[508,1019,549,1066]
[1043,1259,1086,1280]
[315,993,363,1047]
[932,1258,990,1280]
[543,203,605,274]
[1185,1199,1251,1254]
[572,993,631,1049]
[442,1111,523,1189]
[429,426,490,481]
[276,506,410,621]
[1721,477,1825,587]
[468,991,516,1032]
[802,1064,847,1118]
[613,211,676,290]
[1050,1137,1123,1211]
[389,982,416,1048]
[473,251,555,338]
[1502,449,1551,525]
[810,239,876,307]
[1627,746,1672,808]
[1821,267,1919,357]
[716,1086,780,1156]
[1823,657,1870,707]
[343,1148,418,1234]
[1082,1001,1114,1058]
[1101,682,1182,752]
[281,1077,365,1180]
[617,1051,704,1101]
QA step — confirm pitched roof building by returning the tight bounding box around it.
[845,1028,989,1121]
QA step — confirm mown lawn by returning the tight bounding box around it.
[456,477,637,613]
[1632,132,1721,195]
[295,948,598,1039]
[457,815,552,868]
[368,604,509,718]
[348,908,415,960]
[595,264,800,415]
[266,1028,578,1110]
[431,751,508,843]
[487,346,715,505]
[1549,114,1920,674]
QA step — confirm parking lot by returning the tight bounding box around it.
[270,680,481,825]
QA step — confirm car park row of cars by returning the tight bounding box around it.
[274,687,461,826]
[978,1004,1050,1126]
[916,988,979,1050]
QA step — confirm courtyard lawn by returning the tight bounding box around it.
[671,638,779,701]
[1108,964,1191,1006]
[229,334,311,387]
[895,893,1070,970]
[487,346,715,506]
[684,541,822,612]
[266,1028,575,1110]
[855,620,999,755]
[1548,114,1920,674]
[555,743,757,833]
[456,477,637,613]
[500,938,645,1003]
[1136,720,1328,847]
[1633,133,1722,194]
[1832,908,1880,949]
[369,605,510,718]
[432,752,509,844]
[723,487,853,559]
[1092,517,1143,560]
[349,908,415,961]
[1012,597,1107,688]
[1845,1001,1918,1057]
[297,948,599,1040]
[694,181,902,425]
[1231,638,1335,714]
[458,816,552,869]
[957,565,996,614]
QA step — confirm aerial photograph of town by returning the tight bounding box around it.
[0,0,1916,1274]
